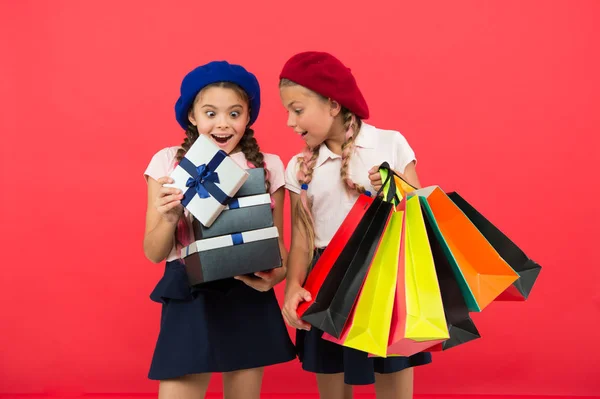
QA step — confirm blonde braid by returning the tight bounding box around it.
[339,108,368,195]
[296,146,321,262]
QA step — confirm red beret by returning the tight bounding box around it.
[279,52,369,120]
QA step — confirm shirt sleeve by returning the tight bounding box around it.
[144,147,177,182]
[284,155,302,194]
[263,153,286,194]
[394,132,417,173]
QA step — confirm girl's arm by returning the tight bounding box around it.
[400,161,421,188]
[281,190,312,331]
[143,176,184,263]
[285,191,311,291]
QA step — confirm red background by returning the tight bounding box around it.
[1,0,599,396]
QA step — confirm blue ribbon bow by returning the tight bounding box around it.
[185,163,220,199]
[179,150,231,207]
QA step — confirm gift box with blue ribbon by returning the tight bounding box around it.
[181,226,282,285]
[167,134,249,228]
[193,167,273,239]
[194,193,274,239]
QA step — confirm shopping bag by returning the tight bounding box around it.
[297,194,374,318]
[385,195,449,356]
[379,162,417,206]
[447,192,541,301]
[409,187,519,311]
[322,204,404,357]
[420,197,481,350]
[301,197,393,338]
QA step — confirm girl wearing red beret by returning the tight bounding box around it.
[280,51,431,398]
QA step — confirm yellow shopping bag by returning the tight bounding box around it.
[339,206,404,357]
[386,196,449,356]
[404,196,449,341]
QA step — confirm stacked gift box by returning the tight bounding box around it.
[167,134,281,286]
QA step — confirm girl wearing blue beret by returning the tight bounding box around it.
[142,61,296,399]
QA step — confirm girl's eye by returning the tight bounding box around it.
[206,111,216,117]
[230,111,240,118]
[294,109,303,115]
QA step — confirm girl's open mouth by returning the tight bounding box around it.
[211,134,234,145]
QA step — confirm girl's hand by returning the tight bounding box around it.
[368,166,384,192]
[368,165,413,193]
[282,284,312,331]
[234,267,286,292]
[154,176,184,225]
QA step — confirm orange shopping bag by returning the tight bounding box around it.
[410,187,519,311]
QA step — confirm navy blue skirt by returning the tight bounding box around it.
[295,249,433,385]
[148,260,296,380]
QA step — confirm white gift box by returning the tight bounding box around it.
[167,134,248,227]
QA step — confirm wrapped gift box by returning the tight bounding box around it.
[167,134,248,228]
[235,167,268,197]
[194,193,274,239]
[181,227,282,285]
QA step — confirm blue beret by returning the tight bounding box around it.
[174,61,261,130]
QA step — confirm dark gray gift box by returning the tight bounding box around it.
[235,167,267,197]
[194,193,273,239]
[181,227,282,285]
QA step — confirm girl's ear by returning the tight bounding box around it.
[188,108,197,126]
[188,92,202,126]
[329,99,342,117]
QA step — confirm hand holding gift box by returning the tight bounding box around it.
[167,134,248,228]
